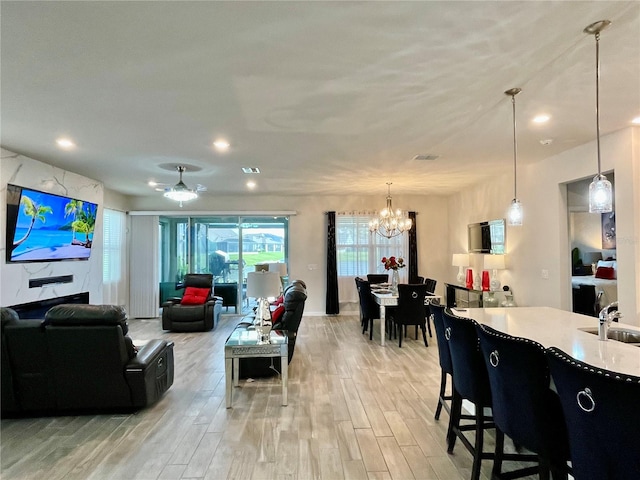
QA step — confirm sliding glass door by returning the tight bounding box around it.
[158,215,289,312]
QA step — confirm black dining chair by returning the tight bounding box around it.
[355,277,381,340]
[366,273,389,284]
[392,284,430,347]
[441,308,495,480]
[475,324,570,480]
[546,347,640,480]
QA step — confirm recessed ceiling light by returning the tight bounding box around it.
[246,180,256,189]
[242,167,260,174]
[213,140,230,151]
[632,116,640,125]
[56,138,75,149]
[148,180,158,187]
[532,114,551,124]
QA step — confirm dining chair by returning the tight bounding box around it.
[546,347,640,480]
[441,308,495,480]
[475,323,570,480]
[366,273,388,284]
[355,277,381,340]
[424,277,437,294]
[392,284,431,347]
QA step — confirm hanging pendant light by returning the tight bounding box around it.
[585,20,613,214]
[369,182,412,238]
[505,87,523,226]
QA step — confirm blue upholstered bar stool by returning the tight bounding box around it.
[546,347,640,480]
[428,302,454,420]
[475,324,570,480]
[441,308,495,480]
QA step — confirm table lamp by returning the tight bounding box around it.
[452,253,470,284]
[483,255,505,292]
[267,262,288,291]
[246,271,282,343]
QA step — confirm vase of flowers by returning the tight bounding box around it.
[381,256,405,294]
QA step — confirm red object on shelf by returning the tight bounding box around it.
[466,268,474,289]
[482,271,490,291]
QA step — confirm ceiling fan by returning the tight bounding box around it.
[158,165,207,207]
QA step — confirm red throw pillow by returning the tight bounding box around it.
[272,295,284,306]
[271,305,285,323]
[595,266,616,280]
[181,286,210,305]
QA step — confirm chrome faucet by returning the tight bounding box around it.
[598,301,622,341]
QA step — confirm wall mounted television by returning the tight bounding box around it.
[5,184,99,263]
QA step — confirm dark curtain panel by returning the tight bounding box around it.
[408,211,419,283]
[326,211,339,314]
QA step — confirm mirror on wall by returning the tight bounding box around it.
[567,174,617,316]
[468,219,505,254]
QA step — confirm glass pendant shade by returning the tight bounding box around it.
[589,174,613,213]
[163,166,198,206]
[507,198,523,226]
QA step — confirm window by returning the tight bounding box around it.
[336,213,408,277]
[103,209,127,305]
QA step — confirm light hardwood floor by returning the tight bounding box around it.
[1,313,533,480]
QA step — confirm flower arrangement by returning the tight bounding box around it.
[381,256,405,271]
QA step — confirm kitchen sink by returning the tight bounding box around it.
[579,327,640,345]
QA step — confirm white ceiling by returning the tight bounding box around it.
[1,1,639,198]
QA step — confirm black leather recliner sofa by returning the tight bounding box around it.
[233,280,307,378]
[1,304,174,417]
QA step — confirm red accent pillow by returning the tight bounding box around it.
[595,266,616,280]
[271,305,285,323]
[272,295,284,306]
[181,286,210,305]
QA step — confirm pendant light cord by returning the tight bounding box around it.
[595,31,602,177]
[511,94,518,199]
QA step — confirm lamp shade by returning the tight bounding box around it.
[267,262,288,276]
[452,253,469,267]
[246,271,281,299]
[484,255,505,270]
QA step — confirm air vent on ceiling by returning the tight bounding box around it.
[413,154,440,161]
[242,167,260,174]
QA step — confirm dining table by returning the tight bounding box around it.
[371,284,441,346]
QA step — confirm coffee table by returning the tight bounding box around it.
[224,328,288,408]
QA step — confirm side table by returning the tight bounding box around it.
[224,328,288,408]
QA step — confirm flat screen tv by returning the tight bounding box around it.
[5,184,99,263]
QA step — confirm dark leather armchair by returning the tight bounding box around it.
[162,273,222,331]
[1,304,174,416]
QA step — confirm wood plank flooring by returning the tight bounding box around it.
[1,313,536,480]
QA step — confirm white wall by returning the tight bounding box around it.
[448,127,640,325]
[0,149,105,307]
[128,194,450,316]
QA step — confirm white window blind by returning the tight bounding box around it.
[103,209,127,306]
[336,213,408,302]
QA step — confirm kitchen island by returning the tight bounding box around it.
[454,306,640,377]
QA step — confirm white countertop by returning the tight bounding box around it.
[454,307,640,378]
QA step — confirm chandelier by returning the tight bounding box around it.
[163,166,198,207]
[369,182,412,238]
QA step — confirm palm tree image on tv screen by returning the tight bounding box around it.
[6,184,98,263]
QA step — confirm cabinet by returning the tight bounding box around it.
[445,283,483,308]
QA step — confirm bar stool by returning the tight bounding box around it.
[546,347,640,480]
[476,324,570,479]
[428,302,454,420]
[441,308,495,480]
